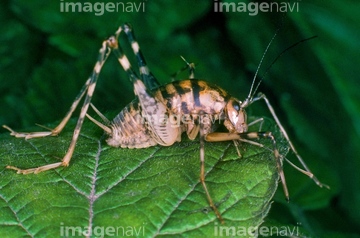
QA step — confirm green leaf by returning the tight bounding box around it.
[0,117,286,237]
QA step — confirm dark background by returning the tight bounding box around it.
[1,0,359,237]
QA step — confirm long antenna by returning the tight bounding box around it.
[250,35,318,99]
[247,27,281,100]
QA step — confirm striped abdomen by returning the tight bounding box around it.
[156,79,231,116]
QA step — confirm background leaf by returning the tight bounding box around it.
[1,0,359,237]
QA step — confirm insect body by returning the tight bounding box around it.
[3,23,328,224]
[104,79,240,148]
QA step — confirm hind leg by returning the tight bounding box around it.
[5,40,111,174]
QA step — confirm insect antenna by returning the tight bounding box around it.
[250,35,318,100]
[245,33,329,190]
[171,56,196,81]
[242,27,280,108]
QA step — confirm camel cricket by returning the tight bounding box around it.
[3,23,328,223]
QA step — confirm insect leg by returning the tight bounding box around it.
[215,117,265,159]
[199,122,224,223]
[231,117,266,156]
[3,80,90,139]
[252,93,329,189]
[114,24,160,90]
[205,131,289,200]
[247,117,265,130]
[89,103,111,125]
[6,40,111,174]
[232,140,242,158]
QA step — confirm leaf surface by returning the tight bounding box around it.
[0,118,286,237]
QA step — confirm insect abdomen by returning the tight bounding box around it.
[107,99,158,148]
[158,79,230,115]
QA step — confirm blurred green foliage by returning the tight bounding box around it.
[1,0,359,237]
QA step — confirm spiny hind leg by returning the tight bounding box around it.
[107,34,156,119]
[5,40,111,174]
[113,23,160,90]
[119,23,196,85]
[106,28,147,91]
[107,31,158,117]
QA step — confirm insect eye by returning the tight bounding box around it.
[232,101,240,111]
